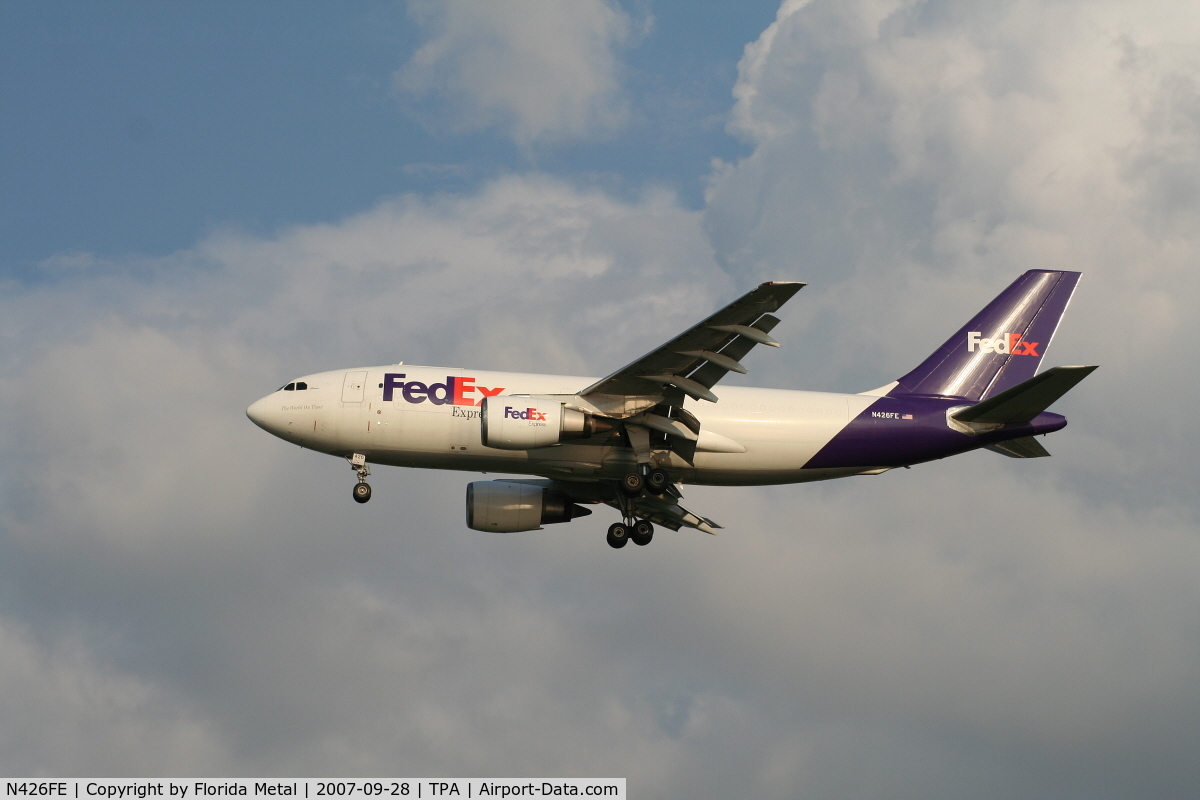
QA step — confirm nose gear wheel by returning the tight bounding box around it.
[347,453,372,504]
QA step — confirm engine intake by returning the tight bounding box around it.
[465,481,592,532]
[480,396,614,450]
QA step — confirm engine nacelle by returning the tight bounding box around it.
[480,396,614,450]
[465,481,591,532]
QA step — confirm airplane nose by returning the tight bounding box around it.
[246,396,271,429]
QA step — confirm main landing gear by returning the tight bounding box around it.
[608,466,667,548]
[348,453,372,504]
[631,518,654,546]
[607,519,654,548]
[645,468,670,495]
[620,467,670,497]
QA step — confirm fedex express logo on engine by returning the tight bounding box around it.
[505,406,547,421]
[967,332,1040,356]
[382,373,505,406]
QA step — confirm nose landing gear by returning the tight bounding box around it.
[348,453,372,504]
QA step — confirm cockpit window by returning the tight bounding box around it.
[283,383,296,391]
[295,381,308,390]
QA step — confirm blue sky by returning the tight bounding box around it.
[2,1,777,269]
[2,2,1200,796]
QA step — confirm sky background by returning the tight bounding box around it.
[1,1,1199,797]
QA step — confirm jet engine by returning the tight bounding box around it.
[480,396,614,450]
[465,481,592,532]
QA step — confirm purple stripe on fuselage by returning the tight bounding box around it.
[802,396,1067,469]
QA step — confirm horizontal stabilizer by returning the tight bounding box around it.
[952,365,1098,425]
[985,437,1051,458]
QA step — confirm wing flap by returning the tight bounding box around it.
[622,493,723,535]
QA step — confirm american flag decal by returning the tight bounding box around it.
[902,414,913,420]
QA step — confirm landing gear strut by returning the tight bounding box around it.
[348,453,372,504]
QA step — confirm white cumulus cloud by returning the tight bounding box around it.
[397,0,640,145]
[705,0,1200,514]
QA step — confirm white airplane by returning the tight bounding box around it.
[247,271,1095,548]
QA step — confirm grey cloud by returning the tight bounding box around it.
[0,617,229,775]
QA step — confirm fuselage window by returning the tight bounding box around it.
[295,382,308,390]
[283,383,296,391]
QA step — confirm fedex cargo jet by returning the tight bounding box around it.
[247,270,1095,548]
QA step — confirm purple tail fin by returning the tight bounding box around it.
[890,270,1081,401]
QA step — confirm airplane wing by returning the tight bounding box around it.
[536,282,804,536]
[579,281,805,409]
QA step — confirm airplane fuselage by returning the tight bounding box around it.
[247,363,1065,486]
[247,272,1091,544]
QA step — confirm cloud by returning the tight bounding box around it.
[396,0,641,146]
[0,617,228,775]
[705,0,1200,514]
[0,174,733,780]
[4,1,1200,796]
[5,164,1199,796]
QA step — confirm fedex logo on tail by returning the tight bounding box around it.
[505,406,547,421]
[967,332,1040,356]
[382,373,506,406]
